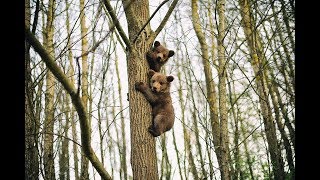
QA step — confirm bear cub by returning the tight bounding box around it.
[135,69,175,137]
[146,41,175,72]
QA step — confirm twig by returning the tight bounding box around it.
[25,26,112,180]
[76,57,81,96]
[133,0,169,44]
[149,0,179,43]
[101,0,132,51]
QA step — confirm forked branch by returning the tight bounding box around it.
[101,0,132,51]
[148,0,179,43]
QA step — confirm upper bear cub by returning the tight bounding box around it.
[135,69,175,137]
[146,41,175,72]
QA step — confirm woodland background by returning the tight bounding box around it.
[25,0,295,179]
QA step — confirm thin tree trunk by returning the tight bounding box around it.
[189,75,207,179]
[217,0,231,179]
[173,45,186,180]
[278,0,295,56]
[160,135,171,180]
[171,128,184,180]
[184,58,201,180]
[240,118,255,180]
[25,0,40,178]
[208,5,216,179]
[191,0,225,178]
[43,0,56,179]
[260,19,295,150]
[79,0,90,178]
[238,0,285,179]
[270,1,294,89]
[227,73,241,180]
[59,94,71,180]
[269,72,295,179]
[114,38,128,180]
[25,27,113,180]
[64,1,80,179]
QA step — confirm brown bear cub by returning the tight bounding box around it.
[135,69,175,137]
[146,41,175,72]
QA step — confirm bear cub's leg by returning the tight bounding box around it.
[148,115,166,137]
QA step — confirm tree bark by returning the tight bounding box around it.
[79,0,90,178]
[217,0,231,179]
[43,0,56,179]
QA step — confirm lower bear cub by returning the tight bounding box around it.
[135,69,175,137]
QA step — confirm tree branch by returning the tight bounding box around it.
[133,0,169,44]
[25,26,112,180]
[101,0,132,51]
[148,0,179,43]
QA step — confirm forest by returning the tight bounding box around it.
[25,0,295,179]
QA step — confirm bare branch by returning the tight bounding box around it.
[101,0,132,51]
[149,0,179,42]
[133,0,169,44]
[25,26,112,180]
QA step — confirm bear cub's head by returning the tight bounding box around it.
[146,41,175,72]
[149,69,174,93]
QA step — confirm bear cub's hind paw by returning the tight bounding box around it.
[148,126,160,137]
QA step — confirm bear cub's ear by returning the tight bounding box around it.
[149,69,156,77]
[168,50,175,57]
[167,76,174,82]
[154,41,161,48]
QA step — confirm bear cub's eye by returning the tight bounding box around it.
[160,82,163,85]
[152,80,155,83]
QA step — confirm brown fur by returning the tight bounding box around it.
[135,70,175,137]
[146,41,175,72]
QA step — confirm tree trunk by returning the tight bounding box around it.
[79,0,90,178]
[173,48,186,180]
[43,0,56,179]
[59,94,71,180]
[64,1,80,179]
[240,118,255,180]
[189,74,206,179]
[238,0,285,179]
[121,0,170,179]
[25,0,40,179]
[227,73,241,180]
[114,39,128,180]
[191,0,228,179]
[217,0,231,179]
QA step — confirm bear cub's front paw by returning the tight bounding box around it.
[135,82,145,91]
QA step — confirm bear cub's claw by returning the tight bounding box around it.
[135,82,145,91]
